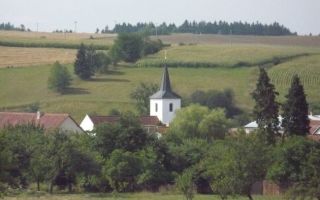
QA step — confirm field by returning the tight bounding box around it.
[1,31,320,122]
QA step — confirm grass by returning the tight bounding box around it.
[2,32,320,121]
[4,192,284,200]
[0,65,255,122]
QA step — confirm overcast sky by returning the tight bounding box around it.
[1,0,319,35]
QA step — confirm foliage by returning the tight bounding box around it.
[285,141,320,199]
[112,33,143,62]
[176,168,196,200]
[141,38,163,57]
[74,43,94,80]
[110,20,295,36]
[104,149,141,192]
[185,88,242,118]
[251,67,280,145]
[282,75,310,136]
[129,82,159,115]
[166,104,230,143]
[93,51,111,73]
[205,130,272,200]
[267,136,314,183]
[94,111,148,159]
[48,61,72,93]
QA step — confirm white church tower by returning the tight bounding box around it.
[150,64,181,126]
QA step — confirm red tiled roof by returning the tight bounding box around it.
[88,115,160,126]
[140,116,160,126]
[0,112,70,130]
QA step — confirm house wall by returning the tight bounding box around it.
[150,99,181,126]
[79,115,94,131]
[59,117,84,133]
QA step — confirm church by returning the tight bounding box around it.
[80,64,181,132]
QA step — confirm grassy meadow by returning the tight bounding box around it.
[1,31,320,122]
[4,192,284,200]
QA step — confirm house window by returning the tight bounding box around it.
[155,103,158,112]
[169,103,173,112]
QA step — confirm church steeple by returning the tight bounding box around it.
[149,63,181,126]
[150,64,181,99]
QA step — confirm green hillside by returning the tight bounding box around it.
[1,32,320,122]
[0,65,255,122]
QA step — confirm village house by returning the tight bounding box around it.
[0,111,83,133]
[244,114,320,138]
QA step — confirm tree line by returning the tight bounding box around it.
[100,20,296,36]
[0,22,30,31]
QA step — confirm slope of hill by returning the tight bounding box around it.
[1,32,320,122]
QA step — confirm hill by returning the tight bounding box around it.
[1,31,320,122]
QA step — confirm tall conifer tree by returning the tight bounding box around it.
[282,75,310,136]
[251,68,279,145]
[74,43,94,80]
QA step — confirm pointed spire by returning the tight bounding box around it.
[149,63,181,99]
[159,63,172,92]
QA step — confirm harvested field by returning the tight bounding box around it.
[0,47,77,67]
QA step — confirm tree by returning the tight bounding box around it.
[129,82,159,115]
[251,67,280,145]
[74,43,94,80]
[92,51,111,73]
[111,33,143,62]
[47,61,72,94]
[176,168,196,200]
[267,136,314,188]
[205,130,272,200]
[104,149,141,192]
[282,75,310,136]
[94,111,148,159]
[285,141,320,199]
[185,89,242,118]
[166,104,230,143]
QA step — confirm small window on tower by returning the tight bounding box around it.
[169,103,173,112]
[155,103,158,112]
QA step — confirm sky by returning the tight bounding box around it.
[1,0,319,35]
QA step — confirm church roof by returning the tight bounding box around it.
[149,64,181,99]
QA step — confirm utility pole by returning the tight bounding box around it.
[114,20,117,34]
[74,21,77,33]
[154,23,158,37]
[36,23,38,32]
[230,30,232,46]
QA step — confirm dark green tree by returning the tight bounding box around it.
[112,33,143,62]
[74,43,94,80]
[48,61,72,93]
[251,68,280,145]
[267,136,314,186]
[129,82,159,115]
[282,75,310,136]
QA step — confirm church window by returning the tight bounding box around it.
[169,103,173,112]
[155,103,158,112]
